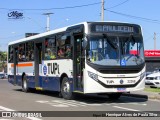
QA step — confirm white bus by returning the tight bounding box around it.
[8,22,145,99]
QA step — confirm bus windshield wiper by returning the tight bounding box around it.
[103,34,117,49]
[123,34,136,48]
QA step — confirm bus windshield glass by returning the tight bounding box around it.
[87,35,144,66]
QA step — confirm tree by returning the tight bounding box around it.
[0,51,7,72]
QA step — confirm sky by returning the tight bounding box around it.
[0,0,160,51]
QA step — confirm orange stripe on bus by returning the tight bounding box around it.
[11,63,33,67]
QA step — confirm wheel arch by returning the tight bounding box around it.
[22,72,26,83]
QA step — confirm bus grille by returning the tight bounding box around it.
[99,69,140,74]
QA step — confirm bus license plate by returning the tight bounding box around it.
[117,88,126,92]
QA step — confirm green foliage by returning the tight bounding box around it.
[0,51,7,72]
[144,88,160,92]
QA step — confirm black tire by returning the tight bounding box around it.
[61,77,74,100]
[22,75,29,92]
[108,93,122,100]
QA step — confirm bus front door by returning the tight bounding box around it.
[34,43,42,88]
[73,34,84,91]
[13,47,18,85]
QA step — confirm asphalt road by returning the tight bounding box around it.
[0,79,160,120]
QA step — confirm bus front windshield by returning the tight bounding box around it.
[87,35,145,66]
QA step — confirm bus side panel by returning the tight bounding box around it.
[41,76,60,91]
[27,76,36,88]
[8,62,35,86]
[8,63,15,85]
[8,75,14,85]
[41,60,73,91]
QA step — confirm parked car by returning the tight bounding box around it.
[0,73,5,79]
[3,73,8,79]
[145,72,160,88]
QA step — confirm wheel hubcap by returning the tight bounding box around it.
[23,80,27,89]
[63,81,70,93]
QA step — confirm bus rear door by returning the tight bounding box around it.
[13,47,18,85]
[34,42,42,89]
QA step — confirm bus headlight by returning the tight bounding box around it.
[140,72,145,80]
[88,71,98,81]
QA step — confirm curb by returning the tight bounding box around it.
[122,93,148,99]
[122,93,160,100]
[148,96,160,100]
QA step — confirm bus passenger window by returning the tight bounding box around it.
[9,46,13,63]
[65,46,71,58]
[26,42,34,61]
[44,37,56,60]
[18,43,25,62]
[58,48,65,58]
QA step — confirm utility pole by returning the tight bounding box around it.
[43,13,54,31]
[154,32,156,50]
[101,0,104,21]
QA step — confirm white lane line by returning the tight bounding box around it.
[121,103,147,106]
[0,119,14,120]
[0,106,14,111]
[106,102,147,106]
[36,101,49,103]
[113,106,140,111]
[0,106,42,120]
[52,104,69,107]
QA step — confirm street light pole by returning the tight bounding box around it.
[101,0,104,21]
[43,13,54,31]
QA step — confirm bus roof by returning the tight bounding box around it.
[8,21,141,46]
[8,22,89,46]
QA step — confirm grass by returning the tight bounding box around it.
[144,87,160,93]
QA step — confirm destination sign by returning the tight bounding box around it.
[91,24,140,33]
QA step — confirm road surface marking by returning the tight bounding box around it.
[105,102,147,106]
[52,100,78,107]
[36,101,49,103]
[0,106,14,111]
[113,106,140,111]
[120,103,147,106]
[60,100,86,106]
[36,99,146,108]
[52,104,69,107]
[36,100,102,107]
[0,106,42,120]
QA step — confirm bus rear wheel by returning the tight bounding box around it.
[61,77,74,100]
[22,75,29,92]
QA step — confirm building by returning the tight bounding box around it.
[145,50,160,72]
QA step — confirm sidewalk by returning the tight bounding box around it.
[123,90,160,100]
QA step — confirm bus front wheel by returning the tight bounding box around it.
[61,77,74,100]
[22,75,29,92]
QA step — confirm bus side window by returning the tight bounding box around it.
[44,37,56,60]
[57,35,72,58]
[9,46,13,63]
[26,42,34,61]
[18,43,25,62]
